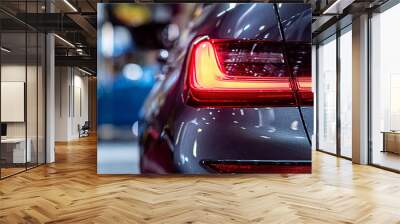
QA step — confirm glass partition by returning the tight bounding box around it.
[27,30,38,169]
[317,35,337,154]
[1,30,28,177]
[38,31,45,165]
[0,1,46,179]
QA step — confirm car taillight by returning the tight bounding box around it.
[201,160,311,174]
[185,37,312,107]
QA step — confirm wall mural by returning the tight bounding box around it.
[97,3,313,174]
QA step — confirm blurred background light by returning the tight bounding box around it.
[101,23,134,58]
[101,22,114,58]
[115,4,151,26]
[132,121,139,137]
[123,63,143,81]
[167,23,180,42]
[159,49,169,60]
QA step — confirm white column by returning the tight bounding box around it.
[352,14,369,164]
[46,32,55,163]
[45,1,55,163]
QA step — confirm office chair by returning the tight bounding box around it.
[79,121,90,138]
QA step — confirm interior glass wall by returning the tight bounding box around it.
[371,4,400,171]
[317,35,337,154]
[0,0,46,179]
[27,30,38,169]
[38,31,45,165]
[316,24,353,159]
[1,30,28,177]
[339,27,352,158]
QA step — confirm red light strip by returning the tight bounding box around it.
[206,163,311,173]
[191,40,291,90]
[186,38,299,107]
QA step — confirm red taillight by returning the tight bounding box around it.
[298,77,313,105]
[201,160,311,174]
[185,37,312,107]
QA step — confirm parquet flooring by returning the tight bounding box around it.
[1,135,400,223]
[1,167,26,178]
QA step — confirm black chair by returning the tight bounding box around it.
[78,121,90,138]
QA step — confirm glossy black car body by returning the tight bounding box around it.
[139,3,312,174]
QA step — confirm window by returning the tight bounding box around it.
[339,27,352,158]
[317,36,337,154]
[371,3,400,171]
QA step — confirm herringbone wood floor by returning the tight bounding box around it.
[1,135,400,224]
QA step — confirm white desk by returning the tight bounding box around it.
[1,138,31,163]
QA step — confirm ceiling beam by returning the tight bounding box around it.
[322,0,356,14]
[55,55,96,72]
[67,13,97,39]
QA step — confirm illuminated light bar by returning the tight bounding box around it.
[185,37,312,107]
[63,0,78,12]
[322,0,355,15]
[54,34,75,48]
[1,47,11,53]
[201,160,311,173]
[78,67,93,76]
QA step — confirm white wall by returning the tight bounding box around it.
[1,65,26,140]
[1,63,46,164]
[55,67,89,141]
[70,73,89,138]
[1,65,37,138]
[1,65,26,138]
[55,67,69,141]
